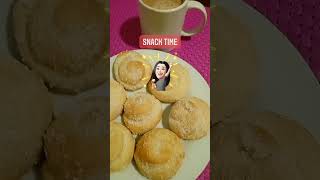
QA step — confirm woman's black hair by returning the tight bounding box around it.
[151,61,171,87]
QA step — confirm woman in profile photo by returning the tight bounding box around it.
[151,61,172,91]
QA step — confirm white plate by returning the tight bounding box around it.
[217,0,320,142]
[110,49,210,180]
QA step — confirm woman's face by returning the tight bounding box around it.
[155,63,167,79]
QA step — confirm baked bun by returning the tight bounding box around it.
[110,80,127,120]
[44,96,108,179]
[110,123,135,172]
[113,51,152,91]
[134,128,185,180]
[123,92,162,134]
[212,6,258,122]
[147,63,190,103]
[213,111,320,180]
[13,0,107,94]
[169,97,210,139]
[0,56,52,180]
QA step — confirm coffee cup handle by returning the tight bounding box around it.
[181,1,207,36]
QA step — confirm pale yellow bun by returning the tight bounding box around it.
[169,97,210,139]
[123,92,162,134]
[44,96,107,179]
[110,122,135,172]
[212,6,258,122]
[213,111,320,180]
[13,0,107,94]
[0,56,53,180]
[110,80,127,120]
[147,63,191,103]
[134,128,185,180]
[113,51,152,91]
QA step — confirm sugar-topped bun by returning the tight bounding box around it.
[13,0,107,94]
[110,123,135,172]
[169,97,210,139]
[110,80,126,120]
[113,51,152,91]
[147,63,190,103]
[0,56,52,180]
[213,111,320,180]
[134,128,185,180]
[43,96,107,179]
[123,92,162,134]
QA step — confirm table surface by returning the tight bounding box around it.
[110,0,211,179]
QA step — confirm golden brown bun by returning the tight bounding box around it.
[213,111,320,180]
[113,51,152,91]
[169,97,210,139]
[110,80,127,120]
[134,128,185,180]
[212,6,258,122]
[44,96,107,179]
[147,63,191,103]
[0,55,53,180]
[110,123,135,172]
[13,0,107,94]
[123,92,162,134]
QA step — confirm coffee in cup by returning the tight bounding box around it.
[139,0,208,37]
[142,0,183,10]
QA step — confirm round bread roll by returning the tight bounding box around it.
[123,92,162,134]
[213,111,320,180]
[13,0,107,94]
[44,96,108,180]
[0,56,52,179]
[113,51,152,91]
[147,63,191,103]
[212,6,258,122]
[134,128,185,180]
[169,97,210,139]
[110,80,127,121]
[110,123,135,172]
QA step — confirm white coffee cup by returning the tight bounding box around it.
[138,0,208,36]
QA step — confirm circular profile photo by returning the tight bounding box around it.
[150,61,172,91]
